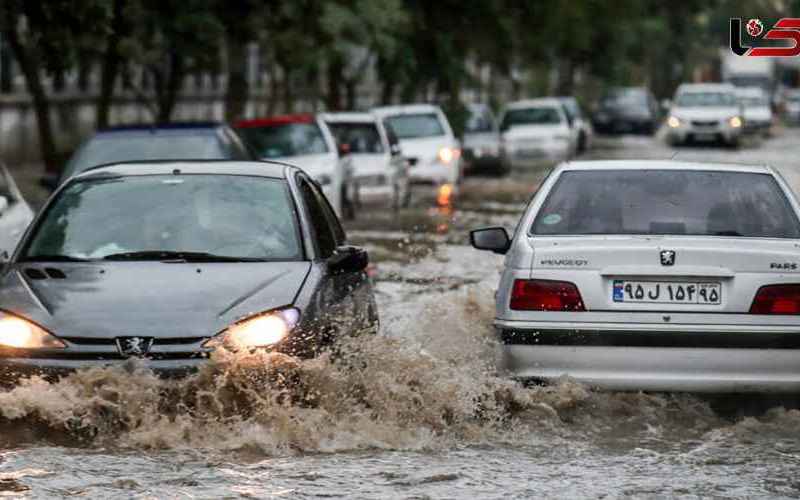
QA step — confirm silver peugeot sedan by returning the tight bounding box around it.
[0,160,377,378]
[471,160,800,393]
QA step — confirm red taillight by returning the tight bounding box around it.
[510,279,585,311]
[750,284,800,314]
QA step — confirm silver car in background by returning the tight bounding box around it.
[736,86,772,137]
[461,103,509,176]
[499,98,576,168]
[666,83,743,147]
[472,160,800,393]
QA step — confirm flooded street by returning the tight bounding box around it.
[2,130,800,498]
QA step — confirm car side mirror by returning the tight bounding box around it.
[390,143,402,156]
[39,174,59,192]
[328,245,368,273]
[470,227,511,254]
[338,143,351,157]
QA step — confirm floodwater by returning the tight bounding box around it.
[1,130,800,498]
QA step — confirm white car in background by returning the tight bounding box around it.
[0,163,34,257]
[736,86,772,136]
[499,98,576,168]
[666,83,743,147]
[322,112,410,210]
[371,104,461,195]
[472,160,800,393]
[235,114,356,218]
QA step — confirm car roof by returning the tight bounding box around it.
[504,98,565,110]
[95,122,225,136]
[320,112,376,123]
[371,103,442,116]
[677,83,736,93]
[557,160,772,174]
[234,114,316,128]
[71,160,294,181]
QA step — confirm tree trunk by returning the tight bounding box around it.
[326,56,343,110]
[555,58,575,96]
[156,51,185,123]
[4,23,58,172]
[224,36,248,122]
[96,0,126,129]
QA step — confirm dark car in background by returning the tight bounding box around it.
[592,87,660,134]
[41,122,254,190]
[0,160,377,377]
[461,103,509,176]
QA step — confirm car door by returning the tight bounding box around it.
[0,164,34,257]
[297,175,375,340]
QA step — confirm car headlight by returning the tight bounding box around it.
[203,307,300,350]
[729,116,742,128]
[667,116,682,128]
[437,147,460,165]
[0,314,65,349]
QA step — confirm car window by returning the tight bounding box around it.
[531,170,800,238]
[298,178,337,257]
[221,128,252,160]
[24,174,302,260]
[675,92,737,107]
[310,180,345,244]
[327,122,385,154]
[501,107,562,129]
[238,122,329,158]
[465,108,495,133]
[62,134,227,179]
[384,113,445,139]
[738,96,768,107]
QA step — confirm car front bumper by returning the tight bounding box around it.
[667,123,742,144]
[0,356,207,381]
[495,319,800,393]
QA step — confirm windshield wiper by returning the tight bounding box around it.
[713,231,743,237]
[22,254,93,262]
[101,251,267,262]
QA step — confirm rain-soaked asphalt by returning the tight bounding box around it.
[1,130,800,498]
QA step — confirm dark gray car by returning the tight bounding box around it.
[0,161,377,378]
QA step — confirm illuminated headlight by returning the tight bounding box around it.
[316,174,332,186]
[667,116,682,128]
[437,147,460,165]
[729,116,742,128]
[203,308,300,350]
[0,314,65,349]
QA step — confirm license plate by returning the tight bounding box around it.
[613,280,721,305]
[694,132,717,141]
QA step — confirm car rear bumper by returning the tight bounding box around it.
[496,320,800,393]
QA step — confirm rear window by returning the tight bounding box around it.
[384,113,445,139]
[531,170,800,238]
[238,122,329,158]
[501,107,562,129]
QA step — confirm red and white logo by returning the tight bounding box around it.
[746,18,764,37]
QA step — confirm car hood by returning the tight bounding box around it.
[0,262,311,339]
[743,107,772,121]
[502,124,566,140]
[462,132,500,149]
[671,106,739,121]
[397,136,453,160]
[270,153,337,178]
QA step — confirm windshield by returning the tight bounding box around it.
[238,123,329,158]
[384,113,445,139]
[327,122,384,154]
[465,108,495,133]
[675,92,737,107]
[63,134,225,179]
[501,107,562,129]
[531,170,800,238]
[601,90,647,108]
[23,175,302,261]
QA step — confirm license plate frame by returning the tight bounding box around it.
[612,280,721,305]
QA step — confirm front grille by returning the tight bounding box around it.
[691,120,718,127]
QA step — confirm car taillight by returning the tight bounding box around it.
[750,284,800,314]
[510,279,585,311]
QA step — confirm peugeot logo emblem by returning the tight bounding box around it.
[116,337,154,357]
[660,250,676,266]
